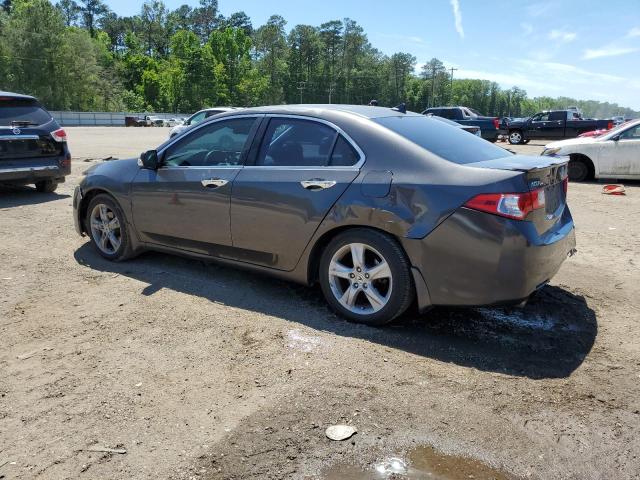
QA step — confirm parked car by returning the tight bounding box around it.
[506,110,613,145]
[578,128,609,138]
[148,116,165,127]
[421,106,500,141]
[169,107,239,138]
[542,119,640,181]
[0,91,71,192]
[125,115,152,127]
[164,118,183,127]
[425,113,482,136]
[73,105,575,325]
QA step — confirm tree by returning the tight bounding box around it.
[192,0,220,42]
[224,11,252,35]
[139,0,168,56]
[56,0,80,26]
[253,15,288,104]
[79,0,108,37]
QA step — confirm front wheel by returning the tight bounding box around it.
[568,160,589,182]
[85,194,133,261]
[319,229,414,326]
[508,130,524,145]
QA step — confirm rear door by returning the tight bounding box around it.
[546,111,566,138]
[130,116,261,253]
[229,116,363,270]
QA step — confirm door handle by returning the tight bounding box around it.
[300,179,337,190]
[201,178,228,188]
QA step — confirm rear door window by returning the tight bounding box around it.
[0,97,52,126]
[256,118,337,167]
[375,115,509,165]
[329,136,360,167]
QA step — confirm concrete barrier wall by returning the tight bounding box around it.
[50,111,189,126]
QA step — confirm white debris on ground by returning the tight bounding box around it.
[286,329,323,352]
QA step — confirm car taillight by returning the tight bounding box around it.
[607,121,613,130]
[493,118,500,129]
[51,128,67,142]
[464,189,546,220]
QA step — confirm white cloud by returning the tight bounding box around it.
[583,46,640,59]
[627,27,640,38]
[549,29,577,42]
[449,0,464,39]
[521,23,533,36]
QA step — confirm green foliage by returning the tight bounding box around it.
[0,0,637,117]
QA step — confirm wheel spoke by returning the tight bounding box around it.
[340,286,359,307]
[366,260,391,281]
[329,261,352,280]
[99,205,109,222]
[90,218,102,231]
[108,232,121,251]
[107,218,120,230]
[363,286,386,312]
[100,231,109,250]
[350,243,365,270]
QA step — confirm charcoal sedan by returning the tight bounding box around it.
[73,105,576,325]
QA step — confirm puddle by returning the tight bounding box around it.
[322,445,511,479]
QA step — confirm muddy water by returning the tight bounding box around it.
[322,445,511,479]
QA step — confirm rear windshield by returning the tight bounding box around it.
[374,116,509,164]
[0,97,52,127]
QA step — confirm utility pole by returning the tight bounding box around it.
[449,67,458,106]
[430,64,437,108]
[327,82,335,104]
[297,81,306,104]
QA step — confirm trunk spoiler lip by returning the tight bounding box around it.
[466,154,569,173]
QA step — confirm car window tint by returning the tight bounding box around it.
[256,118,337,167]
[164,117,256,167]
[330,136,360,166]
[205,110,223,118]
[0,97,51,126]
[189,111,206,125]
[375,116,509,165]
[534,113,550,122]
[620,125,640,140]
[440,109,457,120]
[549,111,565,121]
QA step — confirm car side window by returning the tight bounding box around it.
[549,112,565,121]
[205,110,223,118]
[533,113,550,122]
[256,118,337,167]
[330,136,360,167]
[163,117,257,167]
[188,111,206,125]
[619,125,640,140]
[440,109,456,120]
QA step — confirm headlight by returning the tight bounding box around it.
[541,147,561,156]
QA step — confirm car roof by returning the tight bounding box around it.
[216,104,423,120]
[0,91,37,100]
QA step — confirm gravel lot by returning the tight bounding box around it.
[1,127,639,479]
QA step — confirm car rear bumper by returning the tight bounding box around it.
[402,206,576,308]
[0,164,69,183]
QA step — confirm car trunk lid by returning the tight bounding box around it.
[467,155,569,234]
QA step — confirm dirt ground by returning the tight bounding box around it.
[1,127,639,479]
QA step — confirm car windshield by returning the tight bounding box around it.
[375,116,509,164]
[599,120,639,140]
[0,97,52,126]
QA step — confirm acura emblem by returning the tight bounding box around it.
[12,127,20,135]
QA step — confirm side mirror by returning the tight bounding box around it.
[138,150,159,170]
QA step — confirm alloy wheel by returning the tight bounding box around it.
[509,131,522,144]
[328,243,393,314]
[89,203,122,255]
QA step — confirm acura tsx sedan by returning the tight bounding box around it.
[73,105,576,325]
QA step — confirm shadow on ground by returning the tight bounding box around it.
[0,184,70,207]
[74,243,597,380]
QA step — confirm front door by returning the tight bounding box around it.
[597,124,640,176]
[230,116,362,270]
[130,116,260,254]
[528,112,551,139]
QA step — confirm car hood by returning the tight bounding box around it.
[83,158,140,182]
[545,137,598,149]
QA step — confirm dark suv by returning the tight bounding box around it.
[0,91,71,192]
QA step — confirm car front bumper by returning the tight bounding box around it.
[402,206,576,309]
[73,185,84,236]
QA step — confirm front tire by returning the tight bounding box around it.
[85,194,133,261]
[508,130,524,145]
[568,160,589,182]
[319,229,414,326]
[35,179,58,193]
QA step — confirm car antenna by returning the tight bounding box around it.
[391,103,406,114]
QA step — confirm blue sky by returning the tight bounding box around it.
[103,0,640,109]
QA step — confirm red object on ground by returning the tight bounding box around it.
[602,184,626,195]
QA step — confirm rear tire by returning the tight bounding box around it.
[85,194,133,261]
[35,179,58,193]
[319,229,414,326]
[568,160,589,182]
[508,130,524,145]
